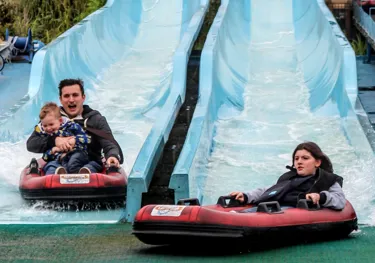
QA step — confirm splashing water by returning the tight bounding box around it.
[0,0,188,223]
[192,0,375,225]
[199,67,375,226]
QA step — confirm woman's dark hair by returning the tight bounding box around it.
[291,141,333,173]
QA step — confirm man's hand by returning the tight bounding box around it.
[55,137,74,152]
[106,156,120,168]
[68,137,76,147]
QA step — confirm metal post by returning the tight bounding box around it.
[186,106,192,125]
[365,41,372,64]
[5,28,9,41]
[367,7,375,63]
[345,4,352,40]
[171,144,177,163]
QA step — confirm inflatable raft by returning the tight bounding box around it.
[133,196,358,247]
[357,0,375,5]
[19,158,127,200]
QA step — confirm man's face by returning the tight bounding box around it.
[59,84,85,118]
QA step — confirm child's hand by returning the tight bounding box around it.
[306,193,320,204]
[230,192,245,203]
[51,146,61,154]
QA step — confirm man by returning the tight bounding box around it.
[27,78,123,174]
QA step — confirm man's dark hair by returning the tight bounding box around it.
[58,78,85,97]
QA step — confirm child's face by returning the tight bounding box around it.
[293,149,321,176]
[41,113,62,134]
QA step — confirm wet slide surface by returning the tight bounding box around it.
[184,0,375,226]
[0,0,204,224]
[0,62,31,119]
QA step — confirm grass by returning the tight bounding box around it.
[351,34,367,56]
[193,0,221,51]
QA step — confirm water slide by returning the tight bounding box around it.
[170,0,375,226]
[0,0,208,223]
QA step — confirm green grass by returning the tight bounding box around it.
[193,0,220,51]
[351,34,367,56]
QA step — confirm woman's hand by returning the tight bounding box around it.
[306,193,320,204]
[230,191,245,203]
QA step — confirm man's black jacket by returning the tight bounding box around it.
[27,105,123,164]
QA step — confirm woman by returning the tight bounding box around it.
[230,142,346,211]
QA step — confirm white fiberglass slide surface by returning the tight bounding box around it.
[181,0,375,225]
[0,0,204,223]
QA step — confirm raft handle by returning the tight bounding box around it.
[106,164,119,174]
[217,196,243,208]
[177,198,200,206]
[256,201,283,214]
[28,158,40,175]
[297,199,321,211]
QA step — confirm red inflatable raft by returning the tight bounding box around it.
[19,158,127,200]
[133,196,358,247]
[357,0,375,6]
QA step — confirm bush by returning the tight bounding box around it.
[0,1,17,40]
[0,0,106,43]
[1,0,219,49]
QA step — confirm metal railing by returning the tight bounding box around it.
[353,0,375,41]
[0,40,12,73]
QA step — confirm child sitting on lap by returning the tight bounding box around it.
[36,102,91,175]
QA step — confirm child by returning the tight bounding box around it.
[229,142,345,212]
[36,102,91,175]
